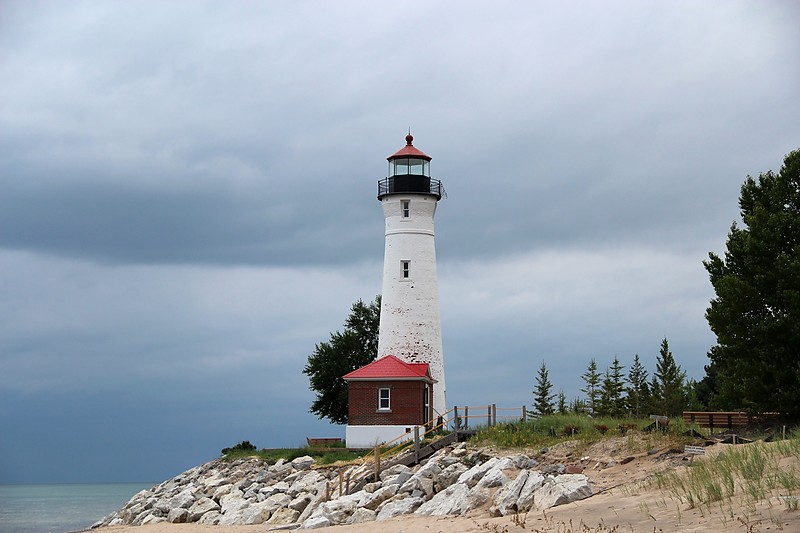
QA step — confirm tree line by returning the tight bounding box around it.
[532,338,696,418]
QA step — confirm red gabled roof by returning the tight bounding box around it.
[343,355,435,382]
[387,134,432,161]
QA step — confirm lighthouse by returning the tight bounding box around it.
[376,134,446,417]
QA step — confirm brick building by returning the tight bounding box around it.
[343,355,435,448]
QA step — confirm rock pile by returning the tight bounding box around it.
[94,443,592,529]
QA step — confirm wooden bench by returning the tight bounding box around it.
[682,411,750,432]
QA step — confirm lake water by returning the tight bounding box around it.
[0,483,153,533]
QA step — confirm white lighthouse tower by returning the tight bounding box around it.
[376,134,446,417]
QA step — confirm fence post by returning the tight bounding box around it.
[488,405,491,427]
[414,426,420,464]
[492,404,497,426]
[454,406,459,430]
[345,471,351,494]
[522,405,527,423]
[465,406,469,429]
[374,446,380,481]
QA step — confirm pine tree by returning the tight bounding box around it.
[532,361,555,416]
[581,358,601,415]
[652,338,687,417]
[557,390,568,415]
[704,149,800,415]
[598,357,626,417]
[626,354,650,418]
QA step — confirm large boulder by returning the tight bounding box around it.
[291,455,316,471]
[187,497,220,522]
[457,457,501,487]
[416,483,471,516]
[363,484,398,511]
[346,507,377,524]
[491,469,530,516]
[516,471,546,512]
[266,507,300,525]
[166,508,188,523]
[377,496,425,520]
[533,474,592,510]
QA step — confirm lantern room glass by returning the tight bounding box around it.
[389,158,430,177]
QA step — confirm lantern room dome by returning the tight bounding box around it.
[387,134,432,161]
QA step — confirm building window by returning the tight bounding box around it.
[401,200,410,218]
[378,388,390,410]
[401,260,410,279]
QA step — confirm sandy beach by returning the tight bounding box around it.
[99,440,800,533]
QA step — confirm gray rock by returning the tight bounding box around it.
[167,508,188,523]
[533,474,592,510]
[457,456,500,487]
[380,463,413,481]
[492,469,529,516]
[291,455,315,470]
[416,483,471,516]
[363,484,398,511]
[516,471,546,512]
[302,515,332,529]
[435,462,468,491]
[377,496,425,520]
[187,497,220,522]
[288,492,313,512]
[346,507,377,524]
[476,466,509,489]
[198,510,221,525]
[267,507,300,525]
[220,489,249,514]
[260,480,290,497]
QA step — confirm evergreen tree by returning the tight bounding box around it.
[704,149,800,416]
[580,358,601,415]
[532,361,555,416]
[569,397,587,414]
[651,338,687,417]
[556,390,568,415]
[303,296,381,424]
[598,357,626,417]
[626,354,650,418]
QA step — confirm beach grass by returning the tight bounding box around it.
[648,430,800,517]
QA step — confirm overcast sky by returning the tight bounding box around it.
[1,1,799,484]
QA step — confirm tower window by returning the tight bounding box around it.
[401,260,410,278]
[401,200,410,218]
[378,388,390,410]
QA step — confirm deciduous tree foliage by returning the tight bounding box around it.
[303,296,380,424]
[704,149,800,416]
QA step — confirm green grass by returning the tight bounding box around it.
[649,431,800,516]
[223,446,362,465]
[472,414,694,451]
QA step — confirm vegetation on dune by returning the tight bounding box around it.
[221,439,360,465]
[472,414,696,452]
[648,431,800,517]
